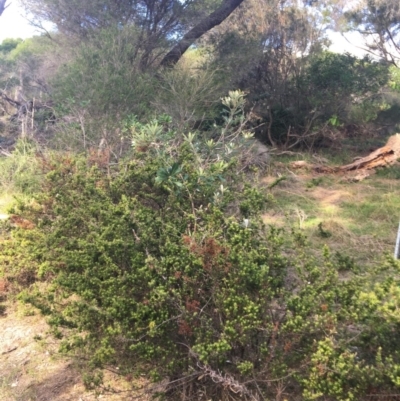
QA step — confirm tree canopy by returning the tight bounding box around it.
[21,0,247,67]
[346,0,400,64]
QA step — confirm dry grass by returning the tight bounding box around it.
[263,165,400,265]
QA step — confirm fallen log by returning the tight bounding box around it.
[288,134,400,180]
[339,134,400,172]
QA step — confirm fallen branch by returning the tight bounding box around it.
[1,346,17,355]
[339,134,400,171]
[288,134,400,181]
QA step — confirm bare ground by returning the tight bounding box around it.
[0,304,146,401]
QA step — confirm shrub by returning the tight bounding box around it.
[3,93,400,400]
[249,52,390,149]
[0,139,42,194]
[152,66,222,130]
[51,26,157,151]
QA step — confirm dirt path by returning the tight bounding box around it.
[1,307,84,401]
[0,305,138,401]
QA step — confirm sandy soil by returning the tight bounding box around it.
[0,304,143,401]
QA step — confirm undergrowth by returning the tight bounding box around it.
[2,94,400,400]
[0,139,43,195]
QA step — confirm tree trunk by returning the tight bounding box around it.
[160,0,245,67]
[0,0,9,17]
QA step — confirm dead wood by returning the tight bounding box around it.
[339,134,400,172]
[288,135,400,181]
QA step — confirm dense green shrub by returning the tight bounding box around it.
[303,52,389,125]
[244,51,390,148]
[3,93,400,400]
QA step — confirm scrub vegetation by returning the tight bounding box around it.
[2,0,400,399]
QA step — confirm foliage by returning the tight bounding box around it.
[206,0,330,148]
[21,0,189,41]
[207,0,327,88]
[206,0,397,149]
[0,35,58,140]
[0,35,55,96]
[0,139,42,194]
[6,0,399,152]
[0,38,23,54]
[389,64,400,90]
[21,0,245,68]
[152,66,222,130]
[260,51,390,147]
[50,27,157,150]
[3,1,400,399]
[209,0,392,149]
[346,0,400,64]
[304,52,389,122]
[2,97,400,400]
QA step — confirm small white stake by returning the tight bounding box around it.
[394,221,400,259]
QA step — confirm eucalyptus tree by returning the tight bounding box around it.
[346,0,400,64]
[20,0,246,67]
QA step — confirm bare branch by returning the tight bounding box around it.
[0,90,21,108]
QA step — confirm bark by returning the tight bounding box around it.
[0,0,9,17]
[339,134,400,171]
[160,0,245,67]
[289,134,400,180]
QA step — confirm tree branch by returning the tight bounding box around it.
[0,90,21,108]
[160,0,245,67]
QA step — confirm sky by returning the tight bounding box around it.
[328,31,371,58]
[0,1,371,58]
[0,1,38,42]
